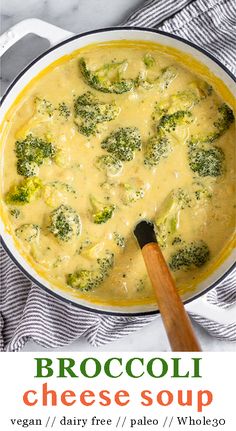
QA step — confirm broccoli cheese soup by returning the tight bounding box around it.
[1,41,235,306]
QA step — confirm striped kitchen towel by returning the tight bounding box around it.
[1,0,236,351]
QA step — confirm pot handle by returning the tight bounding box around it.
[0,18,74,57]
[186,295,236,325]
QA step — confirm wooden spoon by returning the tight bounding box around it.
[134,220,201,352]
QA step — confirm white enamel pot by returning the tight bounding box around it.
[0,19,236,321]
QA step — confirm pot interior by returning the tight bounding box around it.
[0,28,235,315]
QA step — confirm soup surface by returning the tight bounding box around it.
[1,41,235,306]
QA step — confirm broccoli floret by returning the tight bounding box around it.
[155,191,179,247]
[35,97,72,121]
[157,110,193,133]
[157,190,189,244]
[101,127,142,161]
[144,133,171,167]
[15,97,73,145]
[46,181,77,195]
[67,250,114,291]
[154,189,191,247]
[120,179,145,205]
[79,59,176,93]
[176,188,192,209]
[196,80,213,98]
[15,97,68,141]
[143,53,155,69]
[182,80,212,104]
[74,91,120,137]
[15,134,55,177]
[54,148,71,168]
[74,92,119,122]
[153,80,212,119]
[42,181,78,207]
[67,269,100,291]
[122,186,144,204]
[156,66,177,91]
[93,207,114,224]
[195,188,212,200]
[169,241,210,271]
[213,103,234,138]
[16,159,39,177]
[97,250,114,275]
[89,195,115,224]
[155,223,172,248]
[48,204,81,242]
[193,103,234,144]
[154,90,198,118]
[173,89,199,109]
[79,58,135,94]
[34,97,54,117]
[188,141,225,177]
[5,177,42,205]
[95,154,123,177]
[58,102,71,119]
[138,65,177,91]
[15,224,40,243]
[113,232,126,248]
[193,182,212,200]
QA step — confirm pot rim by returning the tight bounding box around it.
[1,25,235,316]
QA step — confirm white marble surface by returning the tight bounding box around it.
[1,0,235,352]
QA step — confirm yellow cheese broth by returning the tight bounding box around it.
[1,41,235,306]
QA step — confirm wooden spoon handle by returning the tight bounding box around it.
[142,242,201,352]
